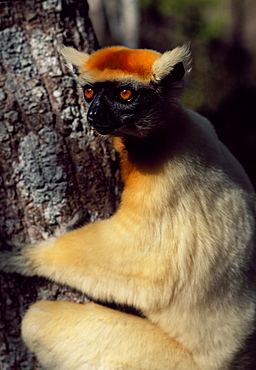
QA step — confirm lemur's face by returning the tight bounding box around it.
[61,45,189,137]
[82,81,159,136]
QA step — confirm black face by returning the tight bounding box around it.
[82,81,160,136]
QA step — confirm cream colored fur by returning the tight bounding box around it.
[60,45,90,70]
[152,44,191,82]
[0,45,256,370]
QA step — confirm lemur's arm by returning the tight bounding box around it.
[0,159,175,313]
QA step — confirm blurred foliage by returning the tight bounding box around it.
[140,0,227,46]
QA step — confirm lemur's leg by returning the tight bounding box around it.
[22,300,196,370]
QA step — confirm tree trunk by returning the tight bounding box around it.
[88,0,140,48]
[0,1,121,368]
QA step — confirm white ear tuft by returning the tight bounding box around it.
[152,44,191,83]
[60,45,90,70]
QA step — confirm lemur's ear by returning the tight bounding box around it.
[60,46,89,70]
[152,44,191,85]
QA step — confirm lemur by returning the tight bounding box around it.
[1,44,256,369]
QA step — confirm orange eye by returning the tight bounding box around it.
[84,88,94,100]
[120,89,133,101]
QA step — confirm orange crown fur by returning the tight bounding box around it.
[81,47,161,82]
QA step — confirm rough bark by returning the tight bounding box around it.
[0,0,121,368]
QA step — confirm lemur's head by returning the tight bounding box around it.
[61,45,191,137]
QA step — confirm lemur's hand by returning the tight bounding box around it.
[0,239,39,276]
[0,211,89,277]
